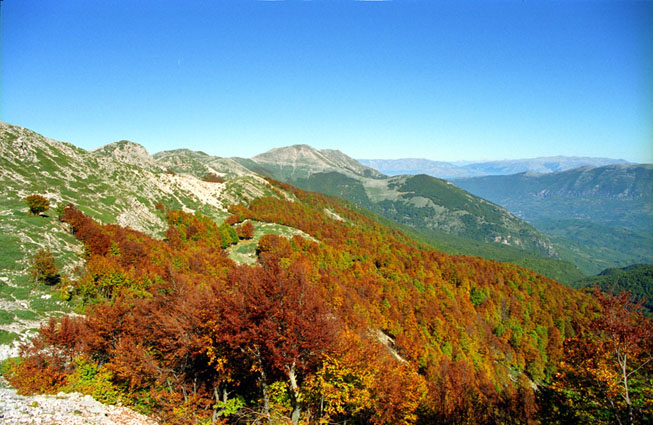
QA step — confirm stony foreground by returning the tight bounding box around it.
[0,383,157,425]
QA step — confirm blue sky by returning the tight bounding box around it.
[1,0,651,162]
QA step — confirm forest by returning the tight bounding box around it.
[4,180,652,425]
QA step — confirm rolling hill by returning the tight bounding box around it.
[573,264,653,313]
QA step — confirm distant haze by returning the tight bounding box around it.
[358,156,632,179]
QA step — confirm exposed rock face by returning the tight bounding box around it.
[93,140,161,171]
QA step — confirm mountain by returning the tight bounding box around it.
[461,156,631,176]
[239,145,559,260]
[154,148,263,179]
[357,158,477,179]
[250,144,385,180]
[0,125,591,421]
[574,264,653,314]
[1,122,649,424]
[93,139,162,171]
[454,164,653,274]
[358,156,630,179]
[0,121,302,350]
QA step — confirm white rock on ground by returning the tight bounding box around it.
[0,379,158,425]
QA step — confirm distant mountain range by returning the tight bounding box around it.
[358,156,630,179]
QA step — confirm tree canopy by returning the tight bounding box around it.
[25,194,50,215]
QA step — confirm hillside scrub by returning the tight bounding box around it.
[5,187,637,424]
[30,248,60,286]
[25,194,50,216]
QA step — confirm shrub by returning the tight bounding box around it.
[30,248,60,285]
[25,195,50,216]
[63,357,120,405]
[237,221,255,240]
[202,173,226,183]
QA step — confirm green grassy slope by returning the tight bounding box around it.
[0,122,300,348]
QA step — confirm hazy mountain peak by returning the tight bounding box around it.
[252,144,326,164]
[251,144,385,179]
[154,148,211,158]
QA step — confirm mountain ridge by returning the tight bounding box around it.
[250,144,385,180]
[238,144,560,260]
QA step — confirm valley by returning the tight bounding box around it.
[2,2,650,423]
[453,165,653,274]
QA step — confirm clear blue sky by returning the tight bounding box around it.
[1,0,651,162]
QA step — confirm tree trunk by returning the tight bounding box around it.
[255,346,271,422]
[287,361,301,425]
[617,348,633,425]
[212,386,231,424]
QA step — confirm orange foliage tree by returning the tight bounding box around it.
[550,290,653,425]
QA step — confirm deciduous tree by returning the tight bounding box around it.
[30,248,60,285]
[236,221,254,240]
[553,290,653,424]
[25,194,50,215]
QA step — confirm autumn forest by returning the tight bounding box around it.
[4,180,651,425]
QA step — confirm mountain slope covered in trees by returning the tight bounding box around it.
[574,264,653,314]
[4,185,592,424]
[454,165,653,273]
[1,122,651,424]
[230,146,571,270]
[241,145,555,255]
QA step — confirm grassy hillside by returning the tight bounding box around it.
[0,122,300,348]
